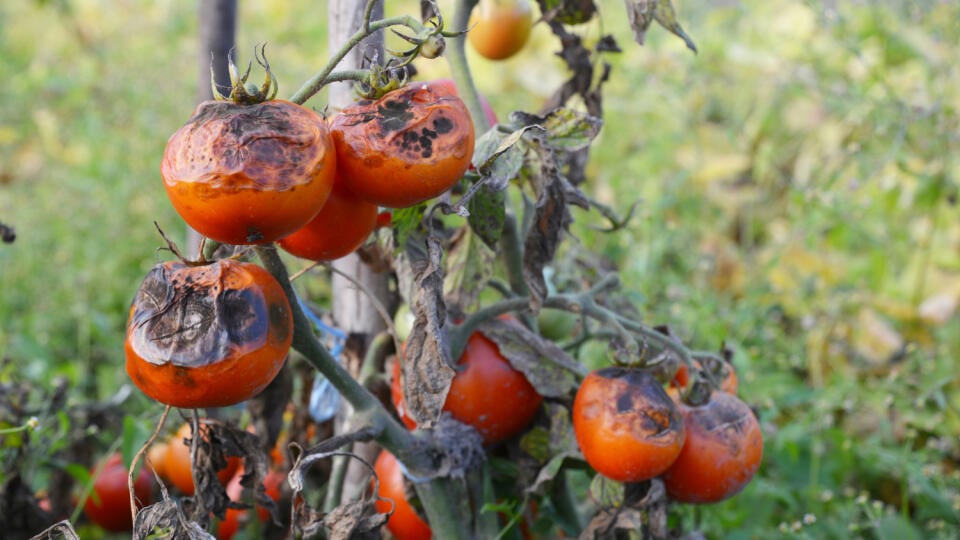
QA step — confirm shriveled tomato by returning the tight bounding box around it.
[125,259,292,408]
[278,177,378,261]
[164,423,242,496]
[373,450,432,540]
[663,392,763,504]
[393,331,543,445]
[216,468,285,540]
[468,0,534,61]
[83,453,153,533]
[162,99,336,245]
[330,83,474,208]
[573,367,685,483]
[428,78,498,128]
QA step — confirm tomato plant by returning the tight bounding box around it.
[572,367,685,482]
[162,423,242,496]
[278,176,379,261]
[329,82,474,208]
[83,453,153,533]
[393,331,543,445]
[125,258,292,408]
[162,97,336,245]
[468,0,534,61]
[373,450,433,540]
[662,391,763,504]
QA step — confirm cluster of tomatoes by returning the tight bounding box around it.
[124,75,477,412]
[574,359,763,504]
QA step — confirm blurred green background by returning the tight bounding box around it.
[1,0,959,538]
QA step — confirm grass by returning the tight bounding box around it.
[1,0,959,538]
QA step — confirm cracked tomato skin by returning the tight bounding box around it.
[125,259,292,408]
[573,367,685,482]
[330,83,474,208]
[162,99,336,244]
[277,176,378,261]
[663,392,763,504]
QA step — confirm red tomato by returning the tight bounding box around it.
[468,0,534,61]
[278,176,378,261]
[663,392,763,503]
[162,99,336,245]
[573,367,685,482]
[373,450,432,540]
[390,357,418,430]
[125,259,292,408]
[330,83,474,208]
[392,331,543,445]
[83,453,153,533]
[163,423,241,496]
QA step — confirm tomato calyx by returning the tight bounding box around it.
[354,59,410,100]
[212,44,279,105]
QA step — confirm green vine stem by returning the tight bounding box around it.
[446,272,696,370]
[446,0,487,134]
[290,14,425,105]
[253,246,413,454]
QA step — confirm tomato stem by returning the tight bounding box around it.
[445,0,488,136]
[289,15,426,105]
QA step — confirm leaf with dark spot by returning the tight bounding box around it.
[477,318,583,397]
[444,227,496,312]
[467,184,506,248]
[523,179,571,311]
[402,233,454,427]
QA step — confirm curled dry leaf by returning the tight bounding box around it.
[286,428,380,538]
[131,499,214,540]
[402,234,456,427]
[28,520,80,540]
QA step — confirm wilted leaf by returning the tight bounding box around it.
[132,499,214,540]
[623,0,696,53]
[444,227,496,311]
[542,109,603,152]
[29,520,80,540]
[478,318,583,397]
[403,234,455,427]
[473,126,532,188]
[524,180,572,311]
[322,500,386,540]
